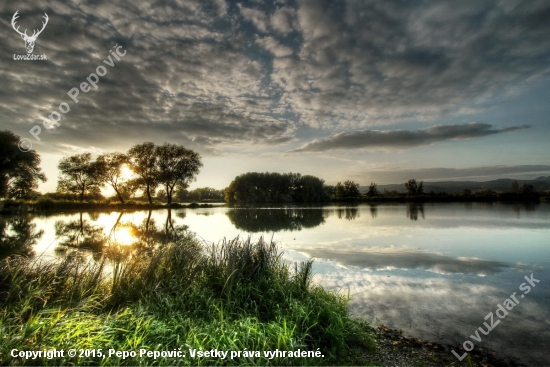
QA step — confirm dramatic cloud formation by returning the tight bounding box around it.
[291,123,531,152]
[0,0,549,190]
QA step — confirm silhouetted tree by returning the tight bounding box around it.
[405,179,424,196]
[520,184,535,195]
[156,143,202,205]
[128,142,159,204]
[0,130,46,198]
[225,172,328,203]
[343,180,361,198]
[367,182,379,197]
[334,182,345,198]
[57,153,102,202]
[96,152,131,204]
[511,180,519,194]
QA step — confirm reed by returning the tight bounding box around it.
[0,235,375,366]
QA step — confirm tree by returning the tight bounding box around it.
[156,143,202,205]
[334,182,345,198]
[156,189,167,202]
[96,152,130,204]
[57,153,102,202]
[128,142,159,204]
[520,184,535,195]
[225,172,328,203]
[405,179,424,196]
[0,130,46,198]
[343,180,361,198]
[511,180,519,194]
[367,182,379,197]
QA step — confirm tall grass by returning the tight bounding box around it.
[0,236,374,366]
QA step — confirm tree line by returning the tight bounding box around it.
[224,172,362,203]
[57,142,202,204]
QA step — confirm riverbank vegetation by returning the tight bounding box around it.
[0,235,374,366]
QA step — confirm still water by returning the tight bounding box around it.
[2,202,549,365]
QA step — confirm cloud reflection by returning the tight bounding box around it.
[305,247,513,275]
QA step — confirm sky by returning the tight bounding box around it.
[1,0,550,192]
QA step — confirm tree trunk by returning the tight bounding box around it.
[166,185,172,205]
[146,184,153,204]
[115,188,125,204]
[80,189,84,202]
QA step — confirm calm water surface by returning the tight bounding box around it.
[2,203,549,365]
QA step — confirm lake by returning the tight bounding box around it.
[2,202,549,366]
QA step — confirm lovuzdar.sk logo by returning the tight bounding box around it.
[12,10,48,61]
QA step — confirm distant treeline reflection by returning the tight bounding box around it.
[225,207,362,232]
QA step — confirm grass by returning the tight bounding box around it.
[0,235,375,366]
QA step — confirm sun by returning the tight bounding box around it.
[120,164,134,180]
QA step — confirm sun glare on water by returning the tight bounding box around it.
[111,226,136,246]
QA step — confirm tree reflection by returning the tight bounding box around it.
[54,210,189,257]
[335,207,360,221]
[369,204,378,219]
[55,212,106,253]
[226,208,325,232]
[407,203,425,221]
[0,215,44,259]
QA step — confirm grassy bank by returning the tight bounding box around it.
[0,236,374,366]
[0,198,214,214]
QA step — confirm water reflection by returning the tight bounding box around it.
[406,203,425,221]
[369,204,378,219]
[334,207,360,221]
[0,215,44,259]
[53,210,189,257]
[226,208,326,232]
[306,247,517,275]
[55,212,106,252]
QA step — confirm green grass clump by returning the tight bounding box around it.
[0,236,374,366]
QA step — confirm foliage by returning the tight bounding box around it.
[367,182,379,197]
[334,180,361,199]
[0,130,46,199]
[0,235,374,366]
[225,172,329,203]
[57,153,103,202]
[156,143,203,205]
[176,187,224,202]
[404,179,424,196]
[96,152,132,204]
[128,142,159,205]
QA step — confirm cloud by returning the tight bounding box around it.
[0,0,549,158]
[238,4,267,32]
[290,123,531,152]
[255,36,293,57]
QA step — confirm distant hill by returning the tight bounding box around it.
[360,177,550,194]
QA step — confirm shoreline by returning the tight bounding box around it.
[0,196,546,215]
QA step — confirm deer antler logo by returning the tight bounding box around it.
[12,11,49,54]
